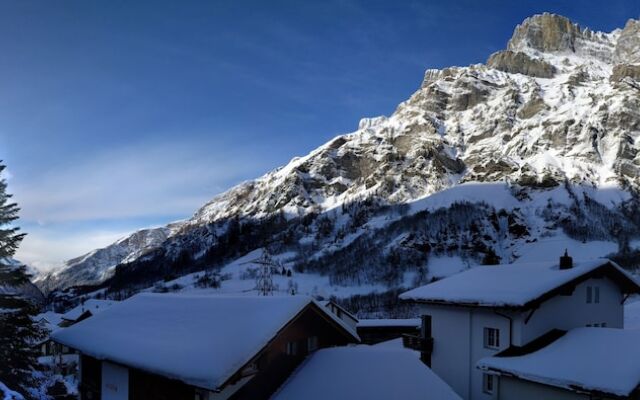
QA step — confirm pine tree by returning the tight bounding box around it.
[0,162,45,398]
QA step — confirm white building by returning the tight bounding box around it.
[399,255,640,400]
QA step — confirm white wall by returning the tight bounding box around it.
[101,361,129,400]
[512,277,623,346]
[419,305,511,400]
[420,305,471,399]
[498,376,587,400]
[469,311,511,400]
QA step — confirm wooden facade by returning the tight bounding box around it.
[76,302,357,400]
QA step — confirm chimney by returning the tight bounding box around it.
[559,249,573,270]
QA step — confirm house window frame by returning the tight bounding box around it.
[285,341,298,356]
[587,286,593,303]
[483,373,495,394]
[483,327,500,349]
[594,286,600,303]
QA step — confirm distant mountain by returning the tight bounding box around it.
[39,14,640,305]
[36,224,181,293]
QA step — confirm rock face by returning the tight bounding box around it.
[39,14,640,297]
[615,19,640,64]
[487,50,556,78]
[508,13,583,53]
[610,63,640,82]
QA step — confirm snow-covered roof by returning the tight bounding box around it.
[61,299,117,321]
[52,294,358,391]
[400,259,640,308]
[37,311,64,330]
[478,328,640,397]
[272,346,461,400]
[357,318,420,328]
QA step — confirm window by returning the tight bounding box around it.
[602,322,607,327]
[587,286,600,304]
[483,327,500,349]
[285,341,298,356]
[307,336,318,353]
[483,373,494,394]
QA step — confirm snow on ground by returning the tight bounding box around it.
[152,248,389,300]
[515,234,618,264]
[272,346,461,400]
[479,328,640,397]
[0,382,23,400]
[426,256,470,279]
[52,294,358,391]
[624,298,640,330]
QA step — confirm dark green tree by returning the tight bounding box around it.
[0,162,45,398]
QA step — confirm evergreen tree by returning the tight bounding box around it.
[0,162,45,398]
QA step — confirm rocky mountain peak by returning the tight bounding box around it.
[507,13,583,53]
[615,18,640,64]
[38,14,640,296]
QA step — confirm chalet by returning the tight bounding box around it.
[58,299,117,327]
[322,300,359,331]
[272,344,461,400]
[52,294,359,400]
[399,254,640,400]
[478,327,640,399]
[356,318,420,344]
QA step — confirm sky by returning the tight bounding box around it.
[1,0,639,271]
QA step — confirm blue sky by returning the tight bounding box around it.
[2,0,639,270]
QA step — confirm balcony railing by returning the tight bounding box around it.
[402,334,433,353]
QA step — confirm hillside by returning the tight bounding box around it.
[39,14,640,313]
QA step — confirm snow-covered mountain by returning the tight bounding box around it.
[36,224,180,293]
[39,14,640,301]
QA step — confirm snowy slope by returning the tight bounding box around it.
[40,14,640,306]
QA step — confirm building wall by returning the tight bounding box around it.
[512,277,623,346]
[469,311,511,400]
[498,376,588,400]
[418,275,626,400]
[102,362,129,400]
[419,304,512,400]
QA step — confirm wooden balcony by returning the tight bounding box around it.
[402,333,433,353]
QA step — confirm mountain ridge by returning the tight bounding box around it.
[38,13,640,299]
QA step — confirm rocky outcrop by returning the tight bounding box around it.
[487,50,556,78]
[518,95,548,119]
[615,19,640,64]
[507,13,582,53]
[610,64,640,83]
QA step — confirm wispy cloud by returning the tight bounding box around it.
[10,138,277,269]
[11,139,268,224]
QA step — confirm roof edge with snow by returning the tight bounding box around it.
[400,260,640,310]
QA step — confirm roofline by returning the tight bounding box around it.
[51,297,360,392]
[401,261,640,310]
[480,365,635,399]
[216,300,360,390]
[325,300,359,322]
